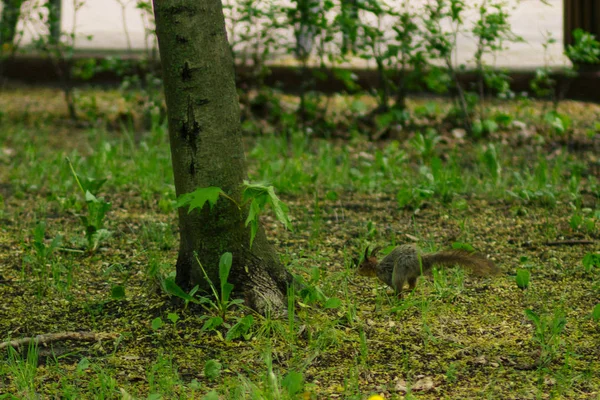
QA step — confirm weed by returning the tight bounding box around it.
[147,353,181,397]
[525,308,567,367]
[516,268,531,290]
[431,267,465,300]
[204,359,222,381]
[5,342,39,397]
[140,221,175,251]
[67,158,111,252]
[582,253,600,273]
[28,221,62,265]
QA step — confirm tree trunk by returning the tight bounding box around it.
[47,0,61,45]
[152,0,292,314]
[0,0,24,48]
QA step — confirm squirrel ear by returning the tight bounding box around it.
[371,246,382,257]
[363,246,370,260]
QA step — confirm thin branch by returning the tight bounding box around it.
[0,332,119,350]
[544,240,595,247]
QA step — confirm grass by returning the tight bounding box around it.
[0,87,599,399]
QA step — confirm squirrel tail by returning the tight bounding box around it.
[421,249,498,276]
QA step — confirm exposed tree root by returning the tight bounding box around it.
[0,331,119,350]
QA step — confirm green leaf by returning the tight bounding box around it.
[89,229,111,251]
[582,253,600,272]
[516,268,530,289]
[350,99,367,113]
[204,359,222,380]
[451,242,474,252]
[33,221,46,244]
[85,193,111,231]
[266,186,292,231]
[110,285,125,300]
[197,296,218,310]
[482,119,499,134]
[483,144,501,181]
[219,252,234,302]
[310,266,321,282]
[167,312,180,324]
[325,190,339,201]
[242,182,292,247]
[245,197,262,227]
[201,316,223,332]
[333,69,359,91]
[248,219,258,249]
[85,190,99,204]
[245,197,265,249]
[524,309,539,326]
[324,297,342,309]
[202,391,219,400]
[430,156,443,181]
[164,278,194,302]
[76,357,90,373]
[218,252,233,289]
[282,371,304,396]
[374,111,395,129]
[220,283,233,305]
[225,315,254,341]
[49,234,63,252]
[79,176,107,195]
[151,317,164,330]
[176,187,223,214]
[592,304,600,321]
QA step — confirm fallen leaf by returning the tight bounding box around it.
[394,378,408,393]
[413,376,435,392]
[452,128,466,139]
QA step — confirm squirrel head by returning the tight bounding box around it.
[356,246,381,277]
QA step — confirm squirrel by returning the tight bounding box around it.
[356,244,498,293]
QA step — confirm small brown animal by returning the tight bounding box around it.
[357,244,498,293]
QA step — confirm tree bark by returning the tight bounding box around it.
[152,0,292,314]
[0,0,24,48]
[47,0,61,45]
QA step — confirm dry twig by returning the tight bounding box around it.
[0,331,119,350]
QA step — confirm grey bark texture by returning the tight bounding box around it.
[152,0,292,313]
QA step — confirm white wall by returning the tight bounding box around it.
[8,0,566,66]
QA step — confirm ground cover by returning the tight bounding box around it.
[0,88,599,399]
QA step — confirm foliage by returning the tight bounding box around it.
[566,29,600,65]
[67,158,111,252]
[524,308,567,366]
[243,181,293,247]
[176,182,292,249]
[175,186,223,213]
[582,253,600,273]
[4,1,598,142]
[29,0,92,120]
[592,304,600,322]
[515,268,530,290]
[28,221,62,265]
[203,359,222,381]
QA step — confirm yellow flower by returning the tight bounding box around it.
[368,395,385,400]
